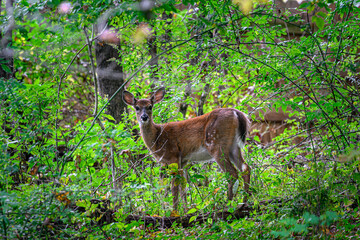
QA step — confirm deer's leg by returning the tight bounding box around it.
[172,168,188,211]
[205,115,242,200]
[209,148,239,200]
[239,150,251,202]
[171,177,180,210]
[171,164,189,210]
[180,168,188,210]
[230,146,251,203]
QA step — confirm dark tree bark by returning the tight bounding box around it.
[95,39,126,123]
[0,0,14,79]
[197,83,210,116]
[179,82,192,119]
[147,30,158,84]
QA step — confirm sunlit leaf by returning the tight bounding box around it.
[189,215,197,223]
[233,0,253,15]
[187,208,197,214]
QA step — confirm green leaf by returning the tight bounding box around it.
[353,173,360,183]
[312,15,325,30]
[233,179,239,195]
[303,212,319,225]
[76,200,88,208]
[1,64,11,73]
[317,11,327,19]
[292,223,308,233]
[193,174,205,179]
[182,0,196,5]
[199,17,211,26]
[317,2,328,9]
[288,15,300,22]
[299,2,311,9]
[187,208,197,215]
[103,114,115,121]
[189,215,197,223]
[168,163,178,170]
[258,110,264,121]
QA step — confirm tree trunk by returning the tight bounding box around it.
[147,28,158,84]
[95,40,126,123]
[0,0,14,79]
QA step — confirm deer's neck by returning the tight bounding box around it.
[139,121,161,150]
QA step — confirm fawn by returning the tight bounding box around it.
[123,87,251,209]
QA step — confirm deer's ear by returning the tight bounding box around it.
[122,90,136,106]
[151,87,165,104]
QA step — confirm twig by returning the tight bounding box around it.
[83,26,99,117]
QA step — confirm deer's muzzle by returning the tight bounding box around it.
[141,114,149,122]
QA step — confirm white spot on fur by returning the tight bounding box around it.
[242,164,248,172]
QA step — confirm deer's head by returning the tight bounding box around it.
[122,87,165,125]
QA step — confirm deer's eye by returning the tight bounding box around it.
[135,106,140,111]
[148,105,152,110]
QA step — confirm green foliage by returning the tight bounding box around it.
[271,211,339,238]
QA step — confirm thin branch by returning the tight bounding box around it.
[83,26,99,117]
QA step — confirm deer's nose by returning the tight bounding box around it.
[141,115,149,122]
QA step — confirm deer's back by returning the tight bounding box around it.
[151,108,248,165]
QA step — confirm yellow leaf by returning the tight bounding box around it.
[133,23,152,44]
[170,210,180,217]
[168,163,179,169]
[54,191,71,206]
[213,187,220,194]
[232,0,253,15]
[160,178,169,186]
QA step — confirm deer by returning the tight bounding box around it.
[122,87,251,210]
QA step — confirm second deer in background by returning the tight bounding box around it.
[122,87,251,209]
